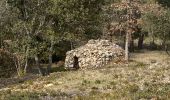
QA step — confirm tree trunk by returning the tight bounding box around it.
[35,55,43,76]
[129,39,134,52]
[0,34,2,48]
[14,57,21,77]
[24,46,29,74]
[70,40,73,50]
[24,57,28,74]
[47,54,52,75]
[162,39,169,55]
[47,40,53,75]
[138,34,144,49]
[123,36,126,49]
[162,38,167,50]
[162,31,167,51]
[151,29,155,45]
[125,32,129,62]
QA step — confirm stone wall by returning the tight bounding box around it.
[65,39,124,69]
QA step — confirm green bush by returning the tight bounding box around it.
[0,49,16,78]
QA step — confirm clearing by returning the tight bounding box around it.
[0,50,170,100]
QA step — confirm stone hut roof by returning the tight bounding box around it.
[65,39,125,69]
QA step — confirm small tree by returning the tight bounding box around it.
[142,7,170,51]
[105,0,142,61]
[7,0,53,76]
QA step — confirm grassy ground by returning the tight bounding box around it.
[0,50,170,100]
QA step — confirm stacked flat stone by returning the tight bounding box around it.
[65,39,124,69]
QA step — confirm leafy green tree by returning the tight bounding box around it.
[142,12,158,44]
[50,0,107,44]
[142,7,170,51]
[104,0,143,61]
[6,0,54,76]
[156,0,170,7]
[3,0,109,76]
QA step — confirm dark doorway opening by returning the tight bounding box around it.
[73,56,79,69]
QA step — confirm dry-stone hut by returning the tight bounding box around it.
[65,39,125,69]
[0,49,16,78]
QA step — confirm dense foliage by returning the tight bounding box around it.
[0,0,170,76]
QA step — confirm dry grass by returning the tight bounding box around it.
[130,50,169,64]
[0,50,170,100]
